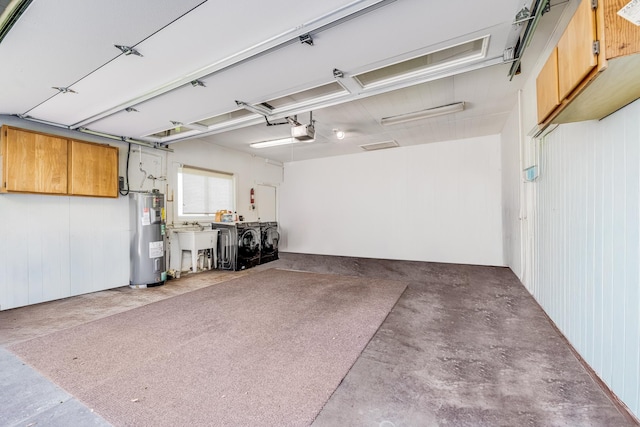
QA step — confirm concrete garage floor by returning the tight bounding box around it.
[1,252,637,426]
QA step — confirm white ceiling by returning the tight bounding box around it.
[0,0,568,162]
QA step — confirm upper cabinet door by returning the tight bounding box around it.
[557,0,597,100]
[536,47,560,123]
[1,126,68,194]
[68,140,118,198]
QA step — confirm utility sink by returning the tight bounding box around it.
[176,229,217,249]
[170,229,218,275]
[176,225,205,232]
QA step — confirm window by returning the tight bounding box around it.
[177,166,235,217]
[352,36,489,89]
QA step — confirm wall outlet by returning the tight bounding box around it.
[119,176,125,191]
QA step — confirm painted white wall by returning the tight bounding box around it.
[501,103,522,278]
[256,184,277,222]
[280,135,504,266]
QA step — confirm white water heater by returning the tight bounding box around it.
[130,191,166,287]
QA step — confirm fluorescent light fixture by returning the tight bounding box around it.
[380,102,465,126]
[250,137,314,149]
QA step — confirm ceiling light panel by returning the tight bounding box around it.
[0,0,204,114]
[21,0,385,127]
[358,75,455,121]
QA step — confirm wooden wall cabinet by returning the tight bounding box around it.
[556,0,598,101]
[536,0,640,126]
[1,125,119,198]
[68,140,119,197]
[1,126,68,194]
[536,48,561,123]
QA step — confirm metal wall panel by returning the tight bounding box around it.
[69,197,129,296]
[0,194,71,309]
[534,100,640,415]
[0,195,33,309]
[30,195,72,303]
[0,193,128,310]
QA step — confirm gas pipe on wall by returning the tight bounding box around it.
[250,187,256,210]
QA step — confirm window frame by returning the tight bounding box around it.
[176,165,236,220]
